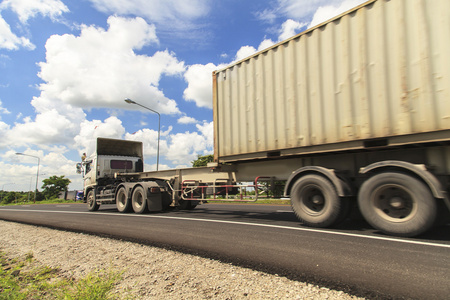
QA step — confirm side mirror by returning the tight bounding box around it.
[76,163,82,174]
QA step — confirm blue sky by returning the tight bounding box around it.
[0,0,366,191]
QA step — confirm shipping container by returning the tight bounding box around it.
[213,0,450,163]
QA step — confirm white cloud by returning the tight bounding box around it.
[278,19,307,41]
[278,0,332,20]
[88,0,210,31]
[35,16,184,114]
[0,109,82,149]
[183,38,277,110]
[257,0,366,28]
[1,148,81,192]
[183,63,221,109]
[258,39,275,51]
[235,0,363,64]
[235,46,257,61]
[0,100,10,115]
[0,0,69,23]
[196,121,214,149]
[0,0,68,50]
[255,8,278,24]
[0,15,35,50]
[74,116,126,157]
[125,128,169,161]
[178,116,198,125]
[166,132,207,165]
[137,121,211,167]
[309,0,366,28]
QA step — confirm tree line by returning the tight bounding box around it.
[0,175,71,205]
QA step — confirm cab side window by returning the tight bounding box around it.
[85,162,91,174]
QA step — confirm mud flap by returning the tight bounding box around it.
[146,188,163,212]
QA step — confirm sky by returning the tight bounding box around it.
[0,0,367,191]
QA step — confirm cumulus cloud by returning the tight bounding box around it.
[74,116,126,156]
[278,19,307,41]
[165,133,207,166]
[309,0,366,28]
[123,121,211,167]
[0,0,69,23]
[258,39,276,51]
[1,148,80,192]
[196,121,214,149]
[235,46,257,61]
[125,127,171,171]
[0,14,196,179]
[182,34,278,110]
[0,109,83,149]
[35,16,184,114]
[184,63,222,109]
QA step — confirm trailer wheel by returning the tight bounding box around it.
[290,174,344,227]
[116,187,131,213]
[132,186,147,214]
[358,172,437,237]
[87,189,99,211]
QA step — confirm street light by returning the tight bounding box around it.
[124,98,161,171]
[16,153,40,203]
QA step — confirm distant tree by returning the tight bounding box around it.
[0,191,27,205]
[41,175,71,200]
[192,154,214,167]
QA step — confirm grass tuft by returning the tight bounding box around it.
[0,251,124,300]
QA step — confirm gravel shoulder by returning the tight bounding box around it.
[0,220,364,299]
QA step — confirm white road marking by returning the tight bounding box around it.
[1,208,449,249]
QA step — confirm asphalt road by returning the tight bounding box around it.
[0,202,449,299]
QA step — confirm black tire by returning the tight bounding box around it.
[132,186,147,214]
[358,172,437,237]
[87,189,99,211]
[116,187,131,213]
[290,174,345,227]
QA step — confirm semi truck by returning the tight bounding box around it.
[78,0,450,237]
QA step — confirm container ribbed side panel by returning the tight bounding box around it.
[214,0,450,160]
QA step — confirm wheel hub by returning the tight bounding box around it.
[373,185,415,221]
[389,197,405,209]
[312,195,324,205]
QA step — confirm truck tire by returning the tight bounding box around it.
[132,186,147,214]
[87,189,99,211]
[290,174,345,227]
[358,172,437,237]
[116,187,131,213]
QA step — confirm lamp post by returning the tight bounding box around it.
[124,98,161,171]
[16,153,40,203]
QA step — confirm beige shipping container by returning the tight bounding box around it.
[213,0,450,163]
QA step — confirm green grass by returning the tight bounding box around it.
[0,199,80,206]
[0,251,125,300]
